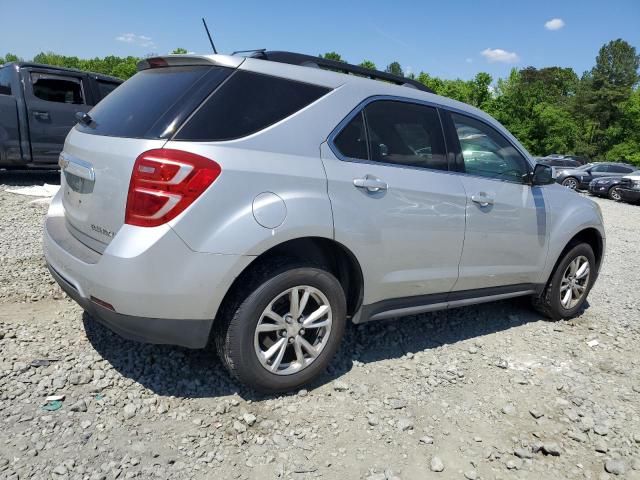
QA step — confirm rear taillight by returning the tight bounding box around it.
[125,149,221,227]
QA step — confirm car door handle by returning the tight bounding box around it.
[471,193,494,207]
[32,110,50,120]
[353,175,388,193]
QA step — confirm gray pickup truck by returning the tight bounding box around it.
[0,62,122,169]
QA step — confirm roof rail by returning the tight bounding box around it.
[248,50,433,94]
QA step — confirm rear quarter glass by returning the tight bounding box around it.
[76,66,232,139]
[174,70,331,141]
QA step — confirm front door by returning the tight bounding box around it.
[321,99,467,306]
[23,69,91,164]
[444,111,549,292]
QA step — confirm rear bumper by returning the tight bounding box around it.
[47,263,212,348]
[619,188,640,203]
[43,191,253,348]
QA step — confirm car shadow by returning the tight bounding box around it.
[83,297,564,401]
[0,169,60,187]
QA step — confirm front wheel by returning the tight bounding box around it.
[215,265,346,393]
[532,243,596,320]
[562,177,579,190]
[608,186,622,201]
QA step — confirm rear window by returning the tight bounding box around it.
[175,70,331,141]
[76,66,232,138]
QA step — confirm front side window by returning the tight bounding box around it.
[452,113,529,182]
[363,101,447,170]
[31,73,84,104]
[590,164,609,173]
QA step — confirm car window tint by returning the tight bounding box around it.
[334,112,368,160]
[75,66,228,138]
[31,73,85,104]
[590,164,608,172]
[451,113,529,182]
[362,100,447,171]
[96,80,119,100]
[176,70,331,141]
[0,67,11,95]
[609,165,633,173]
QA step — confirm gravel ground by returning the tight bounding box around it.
[1,171,640,480]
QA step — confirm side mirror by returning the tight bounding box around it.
[531,163,554,185]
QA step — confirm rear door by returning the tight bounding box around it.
[321,99,467,305]
[443,110,548,291]
[23,68,91,164]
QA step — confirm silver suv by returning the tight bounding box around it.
[44,51,605,392]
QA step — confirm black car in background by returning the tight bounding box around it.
[555,162,636,190]
[588,172,640,200]
[618,173,640,204]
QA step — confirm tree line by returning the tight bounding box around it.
[2,40,638,165]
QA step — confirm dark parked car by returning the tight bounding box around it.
[538,157,582,168]
[588,172,640,200]
[618,173,640,204]
[542,154,588,165]
[0,62,122,169]
[556,162,636,190]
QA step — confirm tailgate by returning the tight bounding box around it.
[61,129,167,251]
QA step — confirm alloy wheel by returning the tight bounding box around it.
[562,178,578,190]
[609,187,622,201]
[254,286,332,375]
[559,255,590,309]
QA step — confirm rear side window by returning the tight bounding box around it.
[96,80,119,100]
[76,66,231,138]
[365,101,447,171]
[609,165,634,173]
[0,67,11,95]
[31,73,84,104]
[176,70,331,141]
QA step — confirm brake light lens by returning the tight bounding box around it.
[125,149,221,227]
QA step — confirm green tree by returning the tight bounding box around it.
[385,61,403,77]
[320,52,344,62]
[359,60,376,70]
[171,48,188,54]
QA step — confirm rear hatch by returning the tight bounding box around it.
[60,57,238,251]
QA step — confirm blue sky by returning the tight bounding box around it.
[2,0,639,80]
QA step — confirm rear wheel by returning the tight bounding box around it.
[533,243,596,320]
[562,177,579,190]
[215,263,346,393]
[608,186,622,201]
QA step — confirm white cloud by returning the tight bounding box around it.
[480,48,519,64]
[544,18,565,31]
[116,33,156,48]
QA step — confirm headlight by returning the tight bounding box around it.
[633,180,640,188]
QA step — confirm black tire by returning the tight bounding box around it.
[532,243,596,321]
[215,262,347,393]
[561,177,579,190]
[608,186,622,201]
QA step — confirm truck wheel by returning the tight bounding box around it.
[532,243,596,321]
[215,263,346,393]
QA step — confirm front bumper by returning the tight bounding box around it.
[618,188,640,203]
[43,192,253,348]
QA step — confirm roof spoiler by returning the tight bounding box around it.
[137,54,243,71]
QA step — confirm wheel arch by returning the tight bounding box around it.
[217,236,365,322]
[547,227,604,284]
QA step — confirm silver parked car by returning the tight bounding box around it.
[44,52,606,392]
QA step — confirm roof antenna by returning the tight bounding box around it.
[202,18,218,54]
